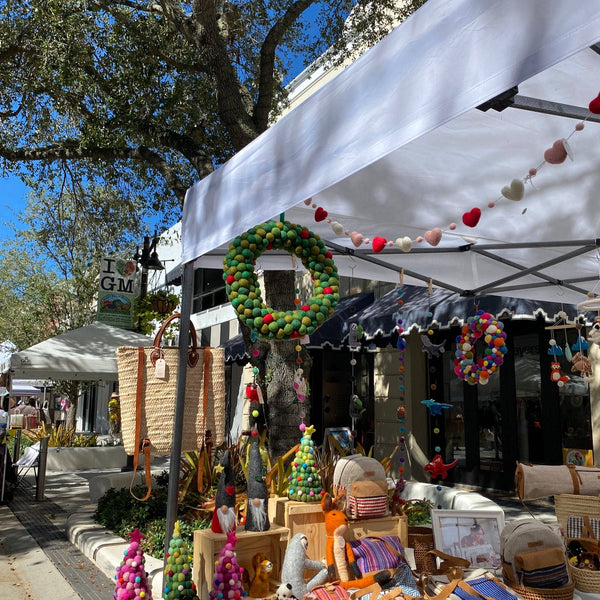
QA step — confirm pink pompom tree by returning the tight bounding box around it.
[209,532,247,600]
[114,528,153,600]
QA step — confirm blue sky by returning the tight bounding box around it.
[0,176,28,240]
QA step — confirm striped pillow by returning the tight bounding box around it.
[349,536,404,574]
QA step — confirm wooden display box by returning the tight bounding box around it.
[268,497,408,562]
[193,525,290,600]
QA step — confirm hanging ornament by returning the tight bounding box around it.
[421,399,453,416]
[395,275,410,489]
[424,455,459,480]
[550,361,570,386]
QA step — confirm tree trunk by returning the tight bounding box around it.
[64,380,80,429]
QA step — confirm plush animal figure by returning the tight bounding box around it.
[321,493,392,590]
[550,361,569,384]
[576,552,600,571]
[275,583,297,600]
[248,555,274,598]
[280,533,328,599]
[571,352,593,379]
[587,317,600,345]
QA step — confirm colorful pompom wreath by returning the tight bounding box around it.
[223,220,339,340]
[453,310,507,385]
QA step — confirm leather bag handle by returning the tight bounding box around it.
[150,312,199,367]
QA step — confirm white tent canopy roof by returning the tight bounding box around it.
[183,0,600,306]
[10,323,152,381]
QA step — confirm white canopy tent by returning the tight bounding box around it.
[163,0,600,548]
[183,0,600,306]
[10,323,152,381]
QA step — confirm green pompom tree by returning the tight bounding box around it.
[163,521,198,600]
[288,424,323,502]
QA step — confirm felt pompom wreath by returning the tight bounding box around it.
[114,528,153,600]
[454,310,507,385]
[288,424,323,502]
[209,532,247,600]
[223,220,339,340]
[163,521,198,599]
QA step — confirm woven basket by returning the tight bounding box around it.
[568,563,600,593]
[505,581,575,600]
[407,526,436,573]
[555,493,600,530]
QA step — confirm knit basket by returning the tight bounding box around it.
[555,494,600,530]
[407,526,436,573]
[505,581,574,600]
[568,563,600,593]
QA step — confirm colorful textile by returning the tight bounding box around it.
[567,515,600,540]
[349,536,404,574]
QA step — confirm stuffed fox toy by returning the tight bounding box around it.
[321,493,392,590]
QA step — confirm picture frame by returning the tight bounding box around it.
[431,509,505,570]
[324,427,354,453]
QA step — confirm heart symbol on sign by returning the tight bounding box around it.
[590,92,600,114]
[544,139,567,164]
[424,228,442,247]
[462,207,481,228]
[314,207,328,221]
[372,236,387,253]
[350,231,363,247]
[501,179,525,201]
[395,236,412,252]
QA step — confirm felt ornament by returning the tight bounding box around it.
[211,450,237,534]
[424,228,442,246]
[571,336,590,352]
[571,352,592,379]
[293,368,307,402]
[331,221,344,236]
[544,139,567,164]
[321,493,392,590]
[314,207,328,222]
[114,529,153,600]
[462,208,481,228]
[248,554,274,598]
[587,317,600,345]
[501,179,525,201]
[589,92,600,114]
[350,232,363,247]
[424,454,458,480]
[245,436,270,532]
[280,534,328,599]
[372,236,387,253]
[453,310,507,385]
[163,521,199,600]
[550,361,569,385]
[223,220,339,340]
[395,236,412,252]
[421,399,453,416]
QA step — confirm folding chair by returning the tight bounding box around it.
[13,442,40,485]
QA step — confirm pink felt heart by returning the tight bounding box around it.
[350,231,363,247]
[590,92,600,114]
[314,207,328,222]
[462,208,481,228]
[544,139,567,164]
[424,228,442,247]
[372,236,387,253]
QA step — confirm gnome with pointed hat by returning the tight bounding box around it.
[245,435,270,532]
[211,449,237,534]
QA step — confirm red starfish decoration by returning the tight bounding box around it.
[424,454,458,479]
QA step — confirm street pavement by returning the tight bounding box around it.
[0,467,558,600]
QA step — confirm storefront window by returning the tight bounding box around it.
[559,377,593,464]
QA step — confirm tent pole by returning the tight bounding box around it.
[164,260,195,568]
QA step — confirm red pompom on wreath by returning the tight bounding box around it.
[454,310,507,385]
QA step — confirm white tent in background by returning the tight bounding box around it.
[10,322,151,381]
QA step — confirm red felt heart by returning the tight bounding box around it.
[590,92,600,114]
[424,228,442,247]
[462,208,481,228]
[544,139,567,164]
[372,236,387,253]
[314,207,328,222]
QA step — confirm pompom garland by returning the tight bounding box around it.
[453,310,507,385]
[223,220,339,340]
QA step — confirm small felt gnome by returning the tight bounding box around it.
[245,435,270,532]
[114,528,153,600]
[211,450,237,534]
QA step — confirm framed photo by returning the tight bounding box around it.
[431,509,504,569]
[325,427,354,453]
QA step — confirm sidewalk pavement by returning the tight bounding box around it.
[0,466,558,600]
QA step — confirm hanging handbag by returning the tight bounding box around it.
[116,313,225,498]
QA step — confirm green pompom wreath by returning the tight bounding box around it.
[223,220,339,340]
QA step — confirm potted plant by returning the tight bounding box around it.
[134,290,180,335]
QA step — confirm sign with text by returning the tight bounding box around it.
[97,257,139,330]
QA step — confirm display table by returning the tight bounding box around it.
[193,525,289,600]
[268,497,407,562]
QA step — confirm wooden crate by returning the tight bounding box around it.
[193,525,289,600]
[268,497,408,562]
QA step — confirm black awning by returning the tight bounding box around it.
[222,292,375,362]
[353,285,592,339]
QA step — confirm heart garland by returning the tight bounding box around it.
[301,88,599,253]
